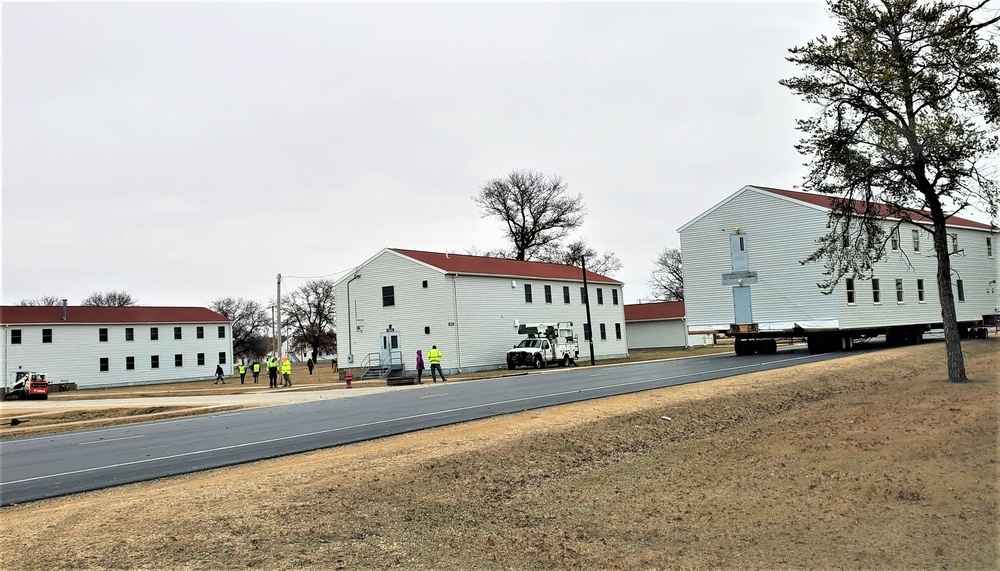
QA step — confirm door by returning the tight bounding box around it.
[380,332,401,368]
[733,286,753,324]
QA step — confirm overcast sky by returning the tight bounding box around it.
[3,1,846,307]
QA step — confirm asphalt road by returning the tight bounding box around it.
[0,346,855,506]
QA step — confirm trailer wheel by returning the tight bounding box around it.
[734,339,749,356]
[765,339,778,354]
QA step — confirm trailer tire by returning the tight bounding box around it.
[735,339,750,356]
[765,339,778,354]
[807,335,822,354]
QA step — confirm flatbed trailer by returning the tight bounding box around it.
[728,320,990,356]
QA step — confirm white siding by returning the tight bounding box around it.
[625,319,687,349]
[3,322,233,389]
[334,249,628,374]
[681,186,999,333]
[334,250,455,371]
[681,188,838,332]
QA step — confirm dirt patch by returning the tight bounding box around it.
[1,340,996,570]
[0,406,251,439]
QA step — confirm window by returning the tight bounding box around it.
[422,280,428,288]
[382,286,395,307]
[583,323,592,341]
[544,285,552,303]
[197,326,204,339]
[10,329,21,344]
[872,279,882,304]
[580,287,588,304]
[218,326,225,338]
[988,237,994,258]
[950,233,959,253]
[151,355,160,369]
[912,229,920,252]
[424,326,431,334]
[126,356,135,370]
[125,327,134,341]
[197,353,205,366]
[99,328,108,342]
[846,278,856,304]
[219,352,227,365]
[100,358,109,372]
[524,284,533,303]
[890,227,900,251]
[42,329,52,343]
[174,327,182,340]
[612,289,619,305]
[150,327,159,340]
[175,354,183,367]
[917,279,925,302]
[597,288,604,305]
[615,323,622,340]
[599,323,607,340]
[895,279,904,303]
[563,286,571,304]
[956,279,965,302]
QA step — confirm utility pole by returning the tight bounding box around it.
[581,257,596,366]
[276,273,283,358]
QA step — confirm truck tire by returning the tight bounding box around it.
[533,355,543,369]
[506,358,516,370]
[561,355,570,367]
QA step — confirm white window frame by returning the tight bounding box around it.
[872,278,882,304]
[917,279,925,303]
[846,278,856,305]
[890,227,900,251]
[895,279,904,303]
[912,229,920,252]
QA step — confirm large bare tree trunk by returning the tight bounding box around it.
[931,220,968,382]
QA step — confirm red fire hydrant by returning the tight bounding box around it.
[345,370,353,389]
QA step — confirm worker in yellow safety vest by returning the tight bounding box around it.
[280,357,292,387]
[427,345,446,383]
[238,363,247,384]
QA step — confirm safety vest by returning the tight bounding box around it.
[252,363,260,373]
[238,364,246,374]
[268,359,278,370]
[428,348,443,365]
[280,360,292,374]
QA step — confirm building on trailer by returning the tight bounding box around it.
[623,301,715,349]
[1,304,233,389]
[679,185,998,354]
[333,248,627,376]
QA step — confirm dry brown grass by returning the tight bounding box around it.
[1,339,996,570]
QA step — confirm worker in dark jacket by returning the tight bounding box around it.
[214,364,225,384]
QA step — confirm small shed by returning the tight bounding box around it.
[624,301,713,349]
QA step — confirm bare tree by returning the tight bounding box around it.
[285,279,337,364]
[17,296,64,306]
[648,247,684,301]
[81,291,139,306]
[781,0,999,382]
[537,239,623,276]
[210,297,271,360]
[474,169,586,261]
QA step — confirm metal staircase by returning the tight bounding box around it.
[360,350,404,380]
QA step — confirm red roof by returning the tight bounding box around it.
[624,301,685,322]
[391,249,622,284]
[0,306,230,325]
[753,186,995,231]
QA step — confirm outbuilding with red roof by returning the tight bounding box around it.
[623,301,715,349]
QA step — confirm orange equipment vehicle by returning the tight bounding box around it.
[3,371,49,400]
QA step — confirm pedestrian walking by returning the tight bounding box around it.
[428,345,446,383]
[238,362,247,384]
[251,361,261,384]
[268,356,279,388]
[281,356,292,387]
[307,358,314,375]
[214,364,225,384]
[415,349,425,384]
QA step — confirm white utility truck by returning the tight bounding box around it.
[506,322,579,369]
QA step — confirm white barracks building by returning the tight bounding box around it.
[1,305,233,389]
